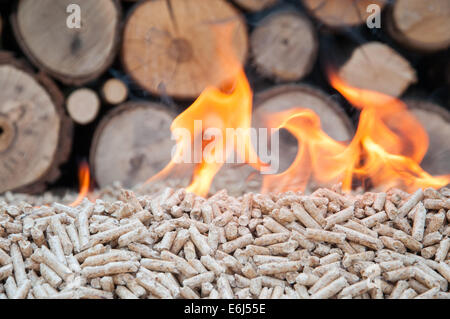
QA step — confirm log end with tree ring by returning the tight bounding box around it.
[405,99,450,176]
[387,0,450,52]
[301,0,387,27]
[338,42,417,97]
[0,115,15,153]
[12,0,121,85]
[122,0,248,99]
[250,11,318,82]
[232,0,279,12]
[0,60,71,194]
[90,102,178,189]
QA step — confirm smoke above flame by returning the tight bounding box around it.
[145,22,450,196]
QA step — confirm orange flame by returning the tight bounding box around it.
[69,161,91,207]
[146,22,266,197]
[261,72,450,193]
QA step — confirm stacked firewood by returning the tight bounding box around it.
[0,186,449,299]
[0,0,448,195]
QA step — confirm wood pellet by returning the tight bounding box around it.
[0,186,449,299]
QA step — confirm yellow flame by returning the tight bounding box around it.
[261,72,450,193]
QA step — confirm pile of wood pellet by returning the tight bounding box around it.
[0,186,449,299]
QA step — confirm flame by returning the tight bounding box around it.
[69,161,91,207]
[145,24,449,196]
[146,22,266,197]
[261,72,450,193]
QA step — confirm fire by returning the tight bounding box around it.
[145,24,449,196]
[69,161,91,207]
[261,72,450,193]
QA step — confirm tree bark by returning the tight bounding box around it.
[337,42,417,97]
[232,0,278,12]
[387,0,450,52]
[301,0,386,28]
[11,0,121,85]
[0,52,72,194]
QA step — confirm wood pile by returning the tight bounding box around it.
[0,0,448,194]
[0,186,449,299]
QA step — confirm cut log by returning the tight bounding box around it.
[11,0,121,85]
[301,0,386,27]
[232,0,278,12]
[102,78,128,105]
[122,0,248,99]
[90,102,178,189]
[337,42,417,97]
[0,52,72,194]
[405,99,450,176]
[250,11,318,82]
[66,88,100,125]
[387,0,450,52]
